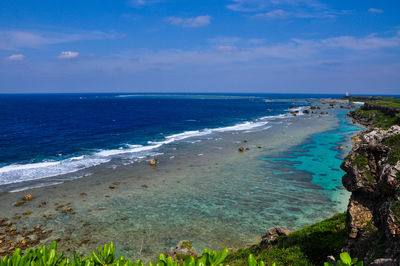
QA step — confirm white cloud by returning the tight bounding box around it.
[368,8,383,14]
[130,0,162,6]
[216,45,239,52]
[208,37,242,44]
[5,54,25,61]
[227,0,326,12]
[57,51,79,59]
[54,31,400,75]
[254,9,289,18]
[293,32,400,50]
[166,15,211,28]
[0,30,120,50]
[227,0,347,20]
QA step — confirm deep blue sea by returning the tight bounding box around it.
[0,93,342,187]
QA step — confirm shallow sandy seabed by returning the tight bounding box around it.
[0,108,360,261]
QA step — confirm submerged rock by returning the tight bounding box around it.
[150,158,157,166]
[15,200,25,207]
[23,194,33,201]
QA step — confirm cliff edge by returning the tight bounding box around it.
[343,99,400,265]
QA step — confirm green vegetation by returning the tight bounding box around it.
[348,96,400,129]
[0,213,362,266]
[368,97,400,110]
[391,201,400,227]
[324,252,363,266]
[353,109,398,129]
[179,241,192,251]
[225,213,347,266]
[0,242,229,266]
[346,96,400,110]
[351,155,374,182]
[383,134,400,166]
[352,155,368,169]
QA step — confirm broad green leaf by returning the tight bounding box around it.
[340,252,352,265]
[214,248,228,265]
[248,254,256,266]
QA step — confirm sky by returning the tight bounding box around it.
[0,0,399,94]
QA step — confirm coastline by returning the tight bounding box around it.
[0,101,362,261]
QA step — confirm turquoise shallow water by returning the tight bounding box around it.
[265,111,362,193]
[0,101,362,261]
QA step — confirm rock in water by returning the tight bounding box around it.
[238,147,245,152]
[150,158,157,166]
[23,194,33,201]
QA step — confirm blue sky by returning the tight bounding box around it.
[0,0,399,94]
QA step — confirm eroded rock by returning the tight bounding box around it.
[341,125,400,263]
[167,240,197,262]
[261,226,291,245]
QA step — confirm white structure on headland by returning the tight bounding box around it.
[346,91,349,97]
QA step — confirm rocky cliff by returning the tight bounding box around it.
[341,125,400,265]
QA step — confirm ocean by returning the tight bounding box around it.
[0,93,362,259]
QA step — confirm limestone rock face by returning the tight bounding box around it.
[341,125,400,264]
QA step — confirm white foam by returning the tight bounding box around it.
[0,112,287,187]
[286,106,307,113]
[0,161,60,174]
[9,182,64,193]
[259,114,288,120]
[94,144,160,157]
[0,157,109,185]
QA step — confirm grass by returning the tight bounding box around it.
[354,109,399,129]
[383,134,400,166]
[348,96,400,129]
[369,97,400,110]
[391,201,400,227]
[180,241,193,250]
[225,213,347,266]
[352,155,368,169]
[346,96,400,110]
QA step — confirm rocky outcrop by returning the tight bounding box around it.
[261,226,291,245]
[341,126,400,264]
[167,240,197,262]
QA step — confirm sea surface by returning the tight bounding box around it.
[0,93,362,260]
